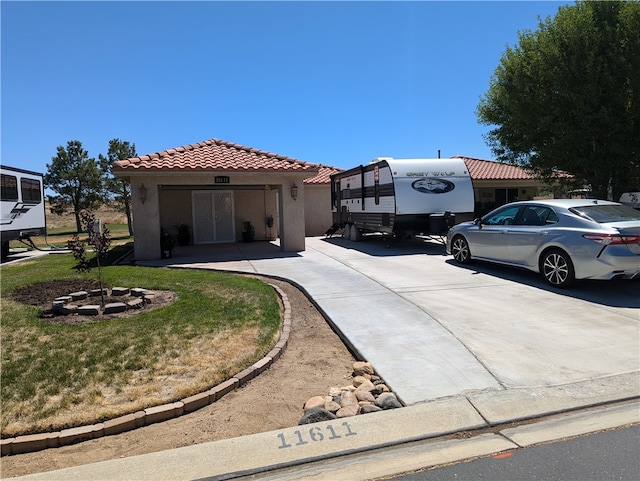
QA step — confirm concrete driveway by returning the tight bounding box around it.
[143,235,639,417]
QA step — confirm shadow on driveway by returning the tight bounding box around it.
[320,234,449,257]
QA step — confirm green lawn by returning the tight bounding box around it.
[0,251,282,437]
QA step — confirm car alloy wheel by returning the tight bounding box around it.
[541,249,575,288]
[451,236,471,264]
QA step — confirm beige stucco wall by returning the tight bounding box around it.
[304,184,333,236]
[126,172,311,260]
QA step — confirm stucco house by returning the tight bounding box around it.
[113,138,341,260]
[454,156,546,214]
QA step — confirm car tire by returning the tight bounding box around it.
[541,249,575,288]
[451,235,472,264]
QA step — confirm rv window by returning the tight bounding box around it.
[21,178,42,203]
[1,174,18,201]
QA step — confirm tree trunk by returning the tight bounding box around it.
[125,201,134,236]
[74,211,82,233]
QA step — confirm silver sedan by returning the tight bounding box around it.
[446,199,640,288]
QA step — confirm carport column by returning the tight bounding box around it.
[131,179,161,260]
[278,180,306,251]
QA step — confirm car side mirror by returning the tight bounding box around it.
[474,218,483,228]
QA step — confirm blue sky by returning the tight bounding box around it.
[2,1,571,175]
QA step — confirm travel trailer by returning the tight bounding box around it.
[1,165,47,258]
[330,157,474,242]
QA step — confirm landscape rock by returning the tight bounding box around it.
[69,291,88,301]
[353,361,374,376]
[298,407,337,425]
[360,404,383,414]
[373,384,390,394]
[77,305,100,316]
[354,390,376,403]
[324,400,341,413]
[297,361,403,425]
[375,392,402,410]
[103,303,127,314]
[62,304,78,315]
[354,378,376,392]
[127,298,144,309]
[339,390,358,407]
[303,396,326,412]
[336,404,360,418]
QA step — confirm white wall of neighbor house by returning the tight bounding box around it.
[304,184,333,236]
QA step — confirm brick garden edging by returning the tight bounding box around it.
[0,284,291,457]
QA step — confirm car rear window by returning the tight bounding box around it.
[570,205,640,223]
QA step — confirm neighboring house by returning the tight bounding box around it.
[453,156,546,215]
[113,138,328,260]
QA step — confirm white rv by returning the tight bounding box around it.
[330,157,474,241]
[1,165,47,258]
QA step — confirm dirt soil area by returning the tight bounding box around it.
[1,277,357,478]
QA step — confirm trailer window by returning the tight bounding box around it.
[21,178,42,203]
[1,174,18,201]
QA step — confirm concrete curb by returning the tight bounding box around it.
[0,283,291,457]
[10,398,639,481]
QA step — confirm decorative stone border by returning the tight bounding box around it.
[0,284,291,457]
[51,287,154,317]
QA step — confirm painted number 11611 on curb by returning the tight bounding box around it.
[276,421,357,449]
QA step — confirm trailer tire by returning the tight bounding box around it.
[1,241,9,259]
[344,223,351,240]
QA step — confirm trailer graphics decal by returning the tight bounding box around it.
[1,202,40,225]
[411,178,455,194]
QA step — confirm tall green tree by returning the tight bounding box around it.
[44,140,104,233]
[98,139,137,236]
[477,0,640,200]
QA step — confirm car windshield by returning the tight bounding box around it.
[570,204,640,223]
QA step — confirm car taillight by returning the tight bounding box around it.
[583,234,640,245]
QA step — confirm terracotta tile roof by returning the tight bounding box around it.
[112,138,318,174]
[304,164,343,185]
[453,156,537,180]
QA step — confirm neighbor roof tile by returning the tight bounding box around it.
[453,156,537,180]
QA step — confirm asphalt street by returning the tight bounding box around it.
[389,424,640,481]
